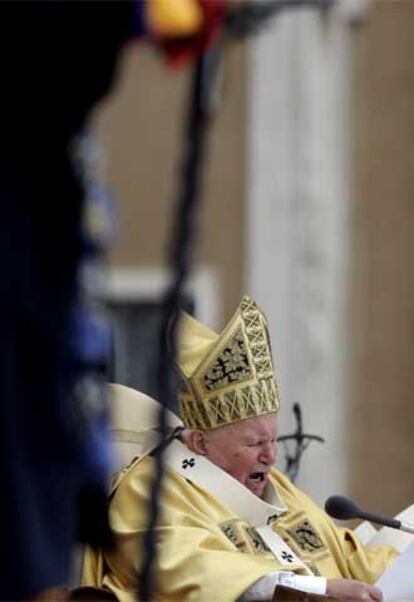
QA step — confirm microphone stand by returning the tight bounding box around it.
[325,495,414,535]
[357,511,414,535]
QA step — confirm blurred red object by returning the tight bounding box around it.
[151,0,229,65]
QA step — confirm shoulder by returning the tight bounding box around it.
[109,454,152,497]
[112,455,175,497]
[109,455,198,530]
[111,454,203,509]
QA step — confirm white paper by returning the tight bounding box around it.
[368,504,414,553]
[376,542,414,601]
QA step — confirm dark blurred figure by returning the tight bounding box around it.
[0,2,133,598]
[0,0,228,596]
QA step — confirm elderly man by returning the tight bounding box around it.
[82,296,397,601]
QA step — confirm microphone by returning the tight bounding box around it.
[325,495,414,535]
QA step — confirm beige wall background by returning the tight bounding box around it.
[350,0,414,515]
[94,42,245,324]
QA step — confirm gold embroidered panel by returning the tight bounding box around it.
[285,519,326,554]
[204,328,252,392]
[220,520,272,557]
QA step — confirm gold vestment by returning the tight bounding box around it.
[82,456,397,602]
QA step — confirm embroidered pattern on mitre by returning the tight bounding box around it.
[177,296,280,429]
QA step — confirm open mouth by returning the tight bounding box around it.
[249,472,266,483]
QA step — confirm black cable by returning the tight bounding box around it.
[139,43,223,600]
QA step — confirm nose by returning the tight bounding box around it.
[259,441,277,466]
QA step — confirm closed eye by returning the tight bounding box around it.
[247,438,276,447]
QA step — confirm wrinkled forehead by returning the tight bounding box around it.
[214,412,278,440]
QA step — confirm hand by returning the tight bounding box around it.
[326,579,383,602]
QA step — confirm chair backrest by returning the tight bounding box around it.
[108,383,183,473]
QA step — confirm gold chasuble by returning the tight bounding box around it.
[82,454,396,602]
[82,299,397,601]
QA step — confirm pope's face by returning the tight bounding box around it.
[202,413,278,498]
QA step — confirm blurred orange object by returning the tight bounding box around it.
[148,0,203,38]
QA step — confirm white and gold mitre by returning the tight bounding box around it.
[176,295,280,429]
